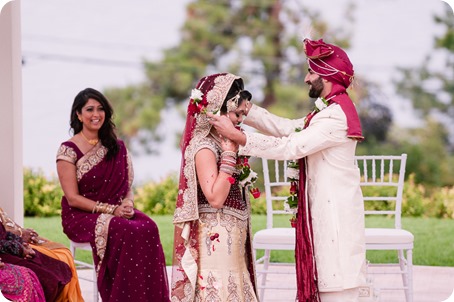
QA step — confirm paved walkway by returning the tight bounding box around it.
[77,265,454,302]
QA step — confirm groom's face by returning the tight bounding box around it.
[305,70,324,98]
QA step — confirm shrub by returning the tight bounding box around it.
[23,168,62,217]
[250,193,266,214]
[134,174,179,215]
[21,168,454,220]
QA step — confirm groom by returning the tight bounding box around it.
[208,38,366,302]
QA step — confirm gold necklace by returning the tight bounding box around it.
[80,131,99,146]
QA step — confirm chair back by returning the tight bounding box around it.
[261,158,295,229]
[354,154,407,229]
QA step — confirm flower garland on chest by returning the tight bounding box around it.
[287,96,334,227]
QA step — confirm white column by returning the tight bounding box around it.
[0,0,23,225]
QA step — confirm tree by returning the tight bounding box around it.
[395,6,454,150]
[105,0,356,152]
[355,80,393,143]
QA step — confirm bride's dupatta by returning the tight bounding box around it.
[171,73,243,301]
[58,140,132,279]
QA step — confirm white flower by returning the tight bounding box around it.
[239,170,258,187]
[315,97,328,112]
[286,167,299,181]
[190,89,203,101]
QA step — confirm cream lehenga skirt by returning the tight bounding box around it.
[195,212,257,302]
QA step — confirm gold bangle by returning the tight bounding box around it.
[92,201,99,213]
[18,228,23,238]
[221,151,237,158]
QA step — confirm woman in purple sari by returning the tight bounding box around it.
[56,88,169,301]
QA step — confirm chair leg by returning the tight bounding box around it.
[93,267,98,302]
[398,249,413,302]
[259,249,271,301]
[406,249,413,302]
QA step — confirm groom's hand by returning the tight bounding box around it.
[207,113,236,139]
[207,113,247,146]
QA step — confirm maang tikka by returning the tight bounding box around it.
[226,93,240,113]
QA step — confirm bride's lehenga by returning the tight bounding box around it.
[171,73,257,302]
[194,140,256,301]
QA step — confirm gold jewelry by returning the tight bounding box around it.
[93,201,118,215]
[80,131,99,146]
[226,93,241,113]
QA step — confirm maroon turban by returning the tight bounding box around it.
[303,38,354,88]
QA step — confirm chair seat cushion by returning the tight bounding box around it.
[253,227,295,245]
[365,228,414,244]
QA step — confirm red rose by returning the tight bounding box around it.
[289,216,297,228]
[250,187,261,199]
[290,181,298,195]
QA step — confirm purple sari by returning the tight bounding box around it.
[57,140,169,301]
[0,262,46,302]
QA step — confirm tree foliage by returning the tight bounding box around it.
[105,0,357,152]
[395,7,454,149]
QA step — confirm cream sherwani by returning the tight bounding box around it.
[240,104,366,293]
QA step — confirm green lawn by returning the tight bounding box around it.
[25,215,454,267]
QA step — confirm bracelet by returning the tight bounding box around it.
[220,164,236,175]
[93,202,118,215]
[18,227,23,238]
[92,201,100,213]
[221,151,237,158]
[221,157,237,165]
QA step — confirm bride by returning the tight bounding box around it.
[171,73,258,301]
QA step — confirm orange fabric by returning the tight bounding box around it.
[31,245,84,302]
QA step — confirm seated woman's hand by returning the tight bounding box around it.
[114,203,134,220]
[22,243,36,260]
[22,228,39,244]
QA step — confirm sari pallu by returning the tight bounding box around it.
[0,263,46,302]
[57,140,169,302]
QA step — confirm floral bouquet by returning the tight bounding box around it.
[286,160,299,227]
[229,156,261,199]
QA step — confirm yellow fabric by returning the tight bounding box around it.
[196,212,257,301]
[31,244,84,302]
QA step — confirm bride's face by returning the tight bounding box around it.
[226,100,247,126]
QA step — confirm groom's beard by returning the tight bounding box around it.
[308,77,324,98]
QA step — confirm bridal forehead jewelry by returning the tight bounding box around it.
[226,93,240,112]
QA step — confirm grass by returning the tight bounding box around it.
[25,215,454,267]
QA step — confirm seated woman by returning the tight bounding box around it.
[56,88,169,301]
[0,257,46,302]
[0,222,72,301]
[0,207,84,301]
